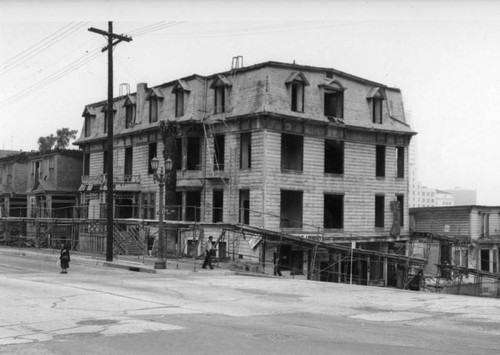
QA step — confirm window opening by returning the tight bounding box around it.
[148,143,157,174]
[186,191,201,222]
[214,85,225,113]
[124,147,133,177]
[212,189,223,223]
[83,154,90,176]
[240,132,252,169]
[397,194,404,227]
[291,82,304,112]
[324,90,343,118]
[239,189,250,224]
[396,146,404,178]
[280,190,303,228]
[324,194,343,229]
[375,195,384,228]
[324,139,344,174]
[141,192,156,220]
[376,145,385,177]
[281,133,303,171]
[214,135,225,171]
[125,105,135,129]
[175,89,184,117]
[481,250,490,272]
[187,137,200,170]
[373,98,383,124]
[149,97,159,123]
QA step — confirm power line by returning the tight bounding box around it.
[0,46,103,109]
[0,22,88,77]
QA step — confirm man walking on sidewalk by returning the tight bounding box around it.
[202,236,214,269]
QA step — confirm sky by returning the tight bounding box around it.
[1,0,500,204]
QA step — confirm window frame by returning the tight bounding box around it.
[324,193,344,229]
[324,139,344,175]
[375,194,385,228]
[376,145,386,178]
[396,146,405,178]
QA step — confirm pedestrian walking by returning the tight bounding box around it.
[59,242,70,274]
[202,236,214,269]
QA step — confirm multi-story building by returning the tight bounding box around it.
[25,149,83,220]
[410,205,500,296]
[446,188,477,206]
[75,60,416,280]
[0,152,29,217]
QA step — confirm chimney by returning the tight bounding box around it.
[136,83,148,125]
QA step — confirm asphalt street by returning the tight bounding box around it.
[1,248,500,354]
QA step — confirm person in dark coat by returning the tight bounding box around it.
[202,236,214,270]
[59,243,70,274]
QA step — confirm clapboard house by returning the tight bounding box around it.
[75,60,415,281]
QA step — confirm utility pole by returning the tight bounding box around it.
[89,22,132,262]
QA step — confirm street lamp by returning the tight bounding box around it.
[151,156,167,270]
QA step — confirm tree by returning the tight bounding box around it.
[37,127,78,152]
[37,135,57,152]
[55,128,78,149]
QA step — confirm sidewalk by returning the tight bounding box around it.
[0,246,237,276]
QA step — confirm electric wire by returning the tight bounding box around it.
[0,22,88,77]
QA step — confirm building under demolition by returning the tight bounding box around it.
[2,60,424,288]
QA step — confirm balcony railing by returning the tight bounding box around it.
[81,174,141,185]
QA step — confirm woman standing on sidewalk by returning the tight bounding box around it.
[59,243,70,274]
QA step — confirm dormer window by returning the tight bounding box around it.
[123,95,136,129]
[101,104,116,134]
[210,75,231,114]
[172,80,190,118]
[367,87,386,124]
[285,72,310,113]
[320,80,345,119]
[82,107,95,137]
[146,88,164,123]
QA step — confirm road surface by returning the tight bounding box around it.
[1,254,499,354]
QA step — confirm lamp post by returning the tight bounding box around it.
[151,156,172,270]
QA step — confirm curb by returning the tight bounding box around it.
[103,262,157,274]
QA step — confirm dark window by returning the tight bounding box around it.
[141,192,155,220]
[186,191,201,222]
[214,85,225,113]
[372,98,383,124]
[397,194,404,227]
[239,189,250,225]
[376,145,385,177]
[291,82,304,112]
[214,135,225,171]
[481,250,490,272]
[148,143,157,174]
[125,105,135,128]
[281,133,303,171]
[102,150,108,174]
[83,154,90,176]
[375,195,385,228]
[84,115,92,137]
[175,90,184,117]
[280,190,303,228]
[149,97,159,123]
[324,90,343,118]
[324,140,344,174]
[324,194,343,229]
[187,137,200,170]
[240,133,252,169]
[212,189,223,223]
[397,146,404,178]
[176,138,182,170]
[124,147,133,176]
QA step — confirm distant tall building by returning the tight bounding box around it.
[445,188,477,206]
